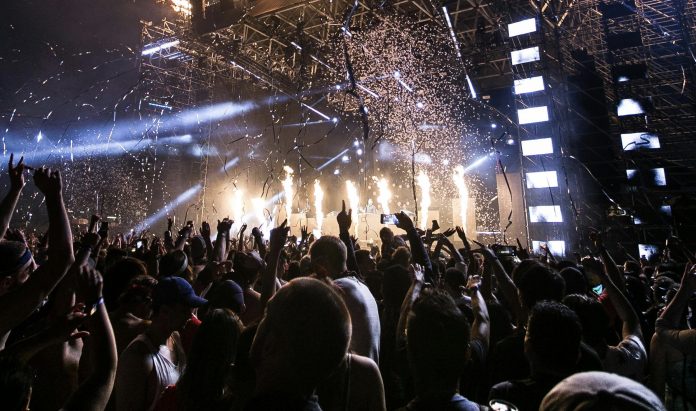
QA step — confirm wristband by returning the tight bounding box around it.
[85,296,104,316]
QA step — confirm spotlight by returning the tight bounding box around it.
[353,140,360,147]
[37,131,43,142]
[491,123,497,129]
[356,148,363,156]
[331,117,339,123]
[334,169,340,175]
[442,159,450,166]
[416,102,425,109]
[341,155,350,163]
[506,138,516,145]
[393,70,401,78]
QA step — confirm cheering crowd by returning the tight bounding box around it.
[0,153,695,411]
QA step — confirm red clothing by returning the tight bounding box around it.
[180,314,201,355]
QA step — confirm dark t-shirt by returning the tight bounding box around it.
[244,393,322,411]
[402,394,484,411]
[489,374,563,411]
[488,331,604,385]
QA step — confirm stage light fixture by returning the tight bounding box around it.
[511,46,540,65]
[526,171,558,188]
[508,18,537,37]
[529,205,563,222]
[514,76,545,94]
[506,138,516,145]
[626,168,667,186]
[341,155,350,163]
[521,138,553,155]
[517,106,549,124]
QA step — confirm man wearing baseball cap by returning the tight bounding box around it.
[115,277,207,411]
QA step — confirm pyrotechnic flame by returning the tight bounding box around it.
[453,165,469,230]
[375,177,391,214]
[314,180,324,232]
[231,188,244,229]
[282,166,294,221]
[251,198,266,227]
[171,0,192,16]
[416,171,431,230]
[346,180,360,235]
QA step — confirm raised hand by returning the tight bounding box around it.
[251,226,263,239]
[300,225,309,243]
[395,211,415,232]
[167,216,174,232]
[442,228,456,238]
[472,240,497,261]
[239,223,247,235]
[409,263,424,283]
[89,215,101,233]
[8,153,27,191]
[269,219,290,249]
[81,232,101,250]
[76,265,104,307]
[200,221,211,238]
[5,228,27,245]
[33,167,63,197]
[337,200,352,232]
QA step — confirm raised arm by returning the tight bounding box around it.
[200,221,214,259]
[593,256,642,340]
[259,220,289,312]
[467,275,490,354]
[396,264,425,344]
[0,154,27,240]
[337,200,361,276]
[63,266,117,411]
[654,265,696,354]
[473,241,523,324]
[0,167,74,340]
[251,226,267,259]
[213,219,232,262]
[395,212,434,284]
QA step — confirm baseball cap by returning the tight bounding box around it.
[153,276,207,308]
[208,280,245,314]
[540,371,665,411]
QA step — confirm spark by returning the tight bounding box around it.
[416,171,431,230]
[314,180,324,233]
[282,166,294,220]
[453,165,469,230]
[346,180,360,236]
[375,177,391,214]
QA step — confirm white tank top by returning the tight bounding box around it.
[133,333,182,411]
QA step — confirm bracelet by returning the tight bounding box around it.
[85,296,104,316]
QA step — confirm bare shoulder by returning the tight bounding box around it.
[350,354,381,381]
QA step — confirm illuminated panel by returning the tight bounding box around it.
[518,106,549,124]
[521,138,553,155]
[529,205,563,222]
[626,168,667,186]
[508,18,537,37]
[621,132,660,150]
[638,244,659,259]
[514,76,545,94]
[511,46,541,65]
[532,240,566,256]
[617,99,644,116]
[526,171,559,188]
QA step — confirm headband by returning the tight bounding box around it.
[0,248,33,276]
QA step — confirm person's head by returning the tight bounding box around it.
[152,276,207,332]
[189,236,207,265]
[540,371,665,411]
[177,308,243,409]
[250,278,350,394]
[231,251,264,287]
[559,267,589,295]
[525,301,582,375]
[623,260,641,276]
[0,241,34,296]
[309,236,347,278]
[391,246,411,268]
[103,257,148,310]
[159,250,190,278]
[0,356,33,411]
[204,280,246,315]
[285,260,302,281]
[444,267,467,297]
[515,263,566,311]
[379,227,394,244]
[117,275,157,319]
[355,249,376,274]
[406,289,471,393]
[299,255,313,276]
[562,293,609,346]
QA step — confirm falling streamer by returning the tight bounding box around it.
[314,179,324,233]
[416,171,431,230]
